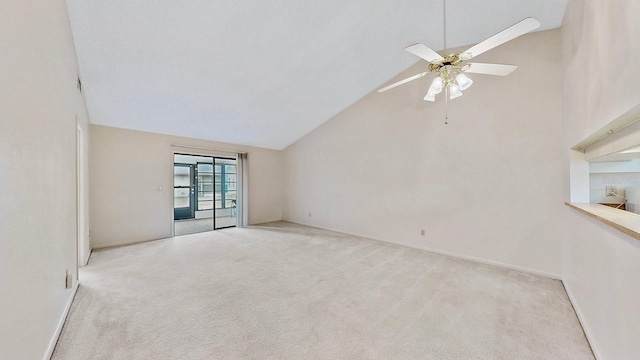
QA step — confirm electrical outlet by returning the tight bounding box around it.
[420,229,425,236]
[606,186,617,196]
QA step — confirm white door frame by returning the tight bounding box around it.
[77,123,88,267]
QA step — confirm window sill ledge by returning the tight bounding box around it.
[565,202,640,241]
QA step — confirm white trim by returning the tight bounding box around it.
[85,248,92,266]
[44,282,79,360]
[411,243,560,280]
[281,219,561,280]
[92,236,171,250]
[562,281,601,360]
[571,102,640,152]
[170,151,176,237]
[76,123,88,267]
[248,218,281,226]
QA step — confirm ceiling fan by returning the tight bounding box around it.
[378,17,540,103]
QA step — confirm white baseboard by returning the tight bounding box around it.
[81,248,91,267]
[282,219,561,280]
[44,282,79,360]
[562,281,601,360]
[403,243,562,280]
[93,235,172,250]
[249,218,283,226]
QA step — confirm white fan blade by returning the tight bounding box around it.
[378,72,429,93]
[404,44,444,64]
[462,17,540,59]
[465,63,518,76]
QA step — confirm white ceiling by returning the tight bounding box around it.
[66,0,567,150]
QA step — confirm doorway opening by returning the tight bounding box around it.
[173,154,237,236]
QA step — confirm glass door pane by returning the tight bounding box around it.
[174,154,214,235]
[197,163,214,210]
[214,158,237,229]
[173,164,193,220]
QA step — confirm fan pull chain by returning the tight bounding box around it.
[444,87,449,124]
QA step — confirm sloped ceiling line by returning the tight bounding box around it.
[66,0,567,150]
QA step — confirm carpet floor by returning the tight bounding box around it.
[174,216,236,236]
[53,222,594,359]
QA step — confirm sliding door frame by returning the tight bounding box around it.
[171,151,239,236]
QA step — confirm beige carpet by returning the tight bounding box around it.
[53,222,593,359]
[174,216,236,236]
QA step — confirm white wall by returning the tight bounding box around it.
[562,0,640,358]
[283,29,564,277]
[90,125,282,248]
[0,0,90,359]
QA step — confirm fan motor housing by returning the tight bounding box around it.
[428,53,464,72]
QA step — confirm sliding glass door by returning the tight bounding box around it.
[174,154,238,235]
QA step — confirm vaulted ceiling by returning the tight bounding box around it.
[66,0,567,149]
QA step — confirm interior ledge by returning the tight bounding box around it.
[566,202,640,241]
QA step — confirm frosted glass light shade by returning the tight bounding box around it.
[424,90,436,101]
[428,76,444,95]
[455,73,473,90]
[449,84,463,99]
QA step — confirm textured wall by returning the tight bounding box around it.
[0,0,91,358]
[90,125,282,248]
[283,30,564,277]
[562,0,640,358]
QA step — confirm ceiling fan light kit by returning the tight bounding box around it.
[379,17,541,123]
[448,82,463,99]
[455,73,473,91]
